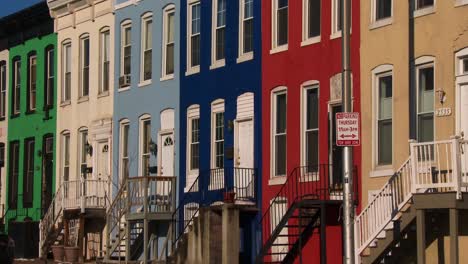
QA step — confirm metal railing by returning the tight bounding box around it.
[355,137,468,256]
[171,167,257,252]
[259,164,358,256]
[39,185,63,257]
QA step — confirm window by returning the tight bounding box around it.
[272,89,287,177]
[303,85,319,171]
[12,58,21,115]
[376,72,393,165]
[45,46,54,109]
[120,120,130,183]
[332,0,342,34]
[121,22,132,77]
[23,138,35,207]
[141,14,153,82]
[0,61,6,118]
[62,132,70,182]
[188,1,201,72]
[212,0,226,65]
[140,117,151,175]
[80,36,90,98]
[188,106,200,174]
[272,0,288,49]
[417,64,434,142]
[462,57,468,74]
[79,129,88,176]
[416,0,434,10]
[163,7,175,78]
[211,102,225,169]
[62,42,71,102]
[239,0,254,58]
[374,0,392,21]
[28,54,37,112]
[8,141,19,209]
[303,0,321,42]
[100,29,110,94]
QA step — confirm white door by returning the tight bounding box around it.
[235,119,254,198]
[159,133,174,198]
[460,83,468,177]
[93,141,109,203]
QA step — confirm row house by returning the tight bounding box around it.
[0,2,57,259]
[106,0,179,262]
[259,0,361,263]
[173,0,262,263]
[0,16,9,233]
[41,0,115,261]
[357,0,468,263]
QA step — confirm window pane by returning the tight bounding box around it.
[379,75,392,120]
[277,0,288,46]
[463,58,468,74]
[0,64,5,117]
[145,19,153,49]
[192,4,201,34]
[418,113,433,142]
[244,0,253,18]
[216,28,225,60]
[29,56,37,111]
[124,26,131,45]
[308,0,321,38]
[306,130,318,167]
[167,12,175,43]
[123,124,129,157]
[166,43,175,75]
[378,119,392,165]
[144,50,152,80]
[417,0,433,9]
[337,0,342,31]
[215,113,224,141]
[243,19,253,53]
[306,88,318,130]
[190,118,200,170]
[376,0,392,20]
[418,67,434,113]
[275,134,286,175]
[124,46,131,75]
[191,35,200,67]
[217,0,226,27]
[276,93,287,133]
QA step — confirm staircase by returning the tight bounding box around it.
[355,138,468,263]
[257,164,356,264]
[39,185,64,257]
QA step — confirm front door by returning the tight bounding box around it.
[459,83,468,174]
[329,105,343,187]
[96,141,109,181]
[235,119,254,198]
[42,135,54,214]
[160,132,175,177]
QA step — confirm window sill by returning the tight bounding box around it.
[413,6,435,18]
[209,59,226,70]
[60,101,71,107]
[455,0,468,7]
[236,52,254,63]
[185,66,200,76]
[270,45,288,54]
[98,91,110,98]
[77,96,89,104]
[268,176,287,186]
[10,114,20,119]
[118,86,131,92]
[330,31,342,40]
[160,74,175,82]
[138,80,152,88]
[369,168,394,178]
[301,36,321,47]
[369,17,393,30]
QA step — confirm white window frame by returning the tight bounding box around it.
[455,0,468,7]
[302,0,321,46]
[210,100,225,169]
[140,13,153,85]
[414,0,435,18]
[237,0,254,63]
[187,0,201,75]
[186,105,200,188]
[79,35,90,99]
[120,20,132,83]
[270,87,287,185]
[162,5,176,81]
[331,0,352,39]
[13,59,21,115]
[271,0,288,53]
[28,55,37,112]
[62,41,72,103]
[139,115,151,176]
[301,81,320,180]
[415,57,435,143]
[62,131,71,182]
[372,65,393,171]
[99,28,111,95]
[119,119,130,185]
[370,0,393,29]
[78,128,88,177]
[0,62,6,118]
[455,48,468,136]
[210,0,226,69]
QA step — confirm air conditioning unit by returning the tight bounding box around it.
[119,75,131,88]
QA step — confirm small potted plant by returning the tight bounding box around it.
[51,244,65,262]
[64,233,80,263]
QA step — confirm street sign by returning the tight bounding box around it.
[336,112,360,146]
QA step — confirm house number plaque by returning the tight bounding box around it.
[435,107,452,117]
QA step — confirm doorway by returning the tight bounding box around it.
[42,135,54,214]
[234,118,254,198]
[329,104,343,187]
[159,132,175,177]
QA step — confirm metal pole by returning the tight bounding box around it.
[341,0,355,263]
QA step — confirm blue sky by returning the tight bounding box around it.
[0,0,44,19]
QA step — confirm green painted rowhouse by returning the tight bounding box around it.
[0,2,57,258]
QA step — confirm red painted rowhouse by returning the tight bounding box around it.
[259,0,361,263]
